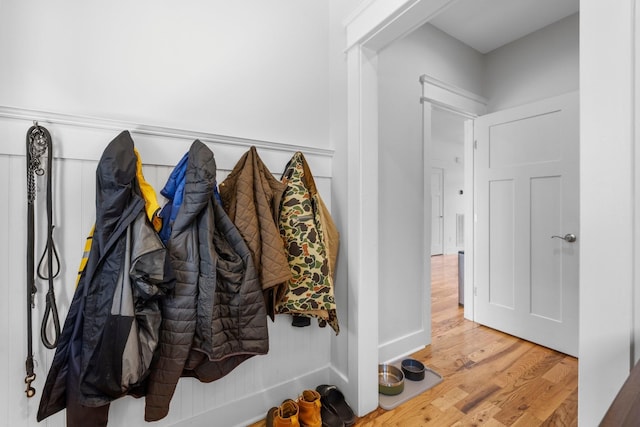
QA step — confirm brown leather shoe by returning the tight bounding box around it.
[266,406,279,427]
[297,390,322,427]
[274,399,300,427]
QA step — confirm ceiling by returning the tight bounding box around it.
[429,0,579,54]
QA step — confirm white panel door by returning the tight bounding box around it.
[474,92,579,357]
[431,167,444,255]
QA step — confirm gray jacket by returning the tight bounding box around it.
[144,140,268,422]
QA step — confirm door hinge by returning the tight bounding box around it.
[474,287,478,296]
[474,140,478,149]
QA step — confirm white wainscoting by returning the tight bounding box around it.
[0,107,335,427]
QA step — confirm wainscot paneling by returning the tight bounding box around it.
[0,106,335,427]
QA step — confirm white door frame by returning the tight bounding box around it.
[431,166,444,256]
[345,0,479,415]
[422,75,487,321]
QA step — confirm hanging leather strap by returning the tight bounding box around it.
[25,122,61,398]
[36,124,60,349]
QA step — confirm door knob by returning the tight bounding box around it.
[551,233,576,243]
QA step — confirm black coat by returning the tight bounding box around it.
[37,131,173,425]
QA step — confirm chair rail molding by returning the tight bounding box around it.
[0,105,333,176]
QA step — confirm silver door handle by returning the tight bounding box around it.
[551,233,576,243]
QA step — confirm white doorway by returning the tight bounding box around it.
[345,0,580,415]
[424,85,580,357]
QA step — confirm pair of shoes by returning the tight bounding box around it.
[315,385,355,427]
[266,390,323,427]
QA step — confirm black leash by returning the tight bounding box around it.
[25,122,61,398]
[35,123,61,350]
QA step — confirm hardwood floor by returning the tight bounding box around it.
[251,254,578,426]
[356,255,578,426]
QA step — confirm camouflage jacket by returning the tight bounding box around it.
[276,152,340,334]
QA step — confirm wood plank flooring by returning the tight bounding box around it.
[250,254,578,426]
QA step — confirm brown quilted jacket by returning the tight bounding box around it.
[219,146,292,319]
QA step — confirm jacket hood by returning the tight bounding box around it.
[171,140,217,235]
[94,131,143,253]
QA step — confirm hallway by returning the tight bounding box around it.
[355,254,578,426]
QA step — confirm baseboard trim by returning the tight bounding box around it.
[172,364,332,427]
[378,329,429,364]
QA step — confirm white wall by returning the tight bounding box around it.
[580,1,634,425]
[377,24,483,360]
[0,1,360,426]
[484,13,579,112]
[0,0,331,149]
